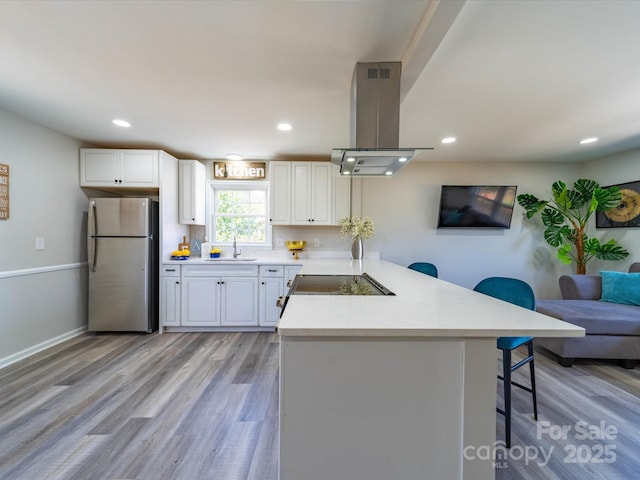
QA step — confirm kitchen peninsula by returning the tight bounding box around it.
[277,259,584,480]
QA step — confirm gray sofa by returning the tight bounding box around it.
[536,262,640,368]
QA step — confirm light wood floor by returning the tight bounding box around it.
[1,332,638,480]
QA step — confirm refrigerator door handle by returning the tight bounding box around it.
[88,236,97,272]
[88,200,97,237]
[88,200,97,272]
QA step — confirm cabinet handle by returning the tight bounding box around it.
[175,281,179,285]
[166,268,176,272]
[114,179,118,184]
[268,269,277,272]
[261,281,265,285]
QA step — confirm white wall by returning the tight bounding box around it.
[359,160,583,298]
[0,109,87,366]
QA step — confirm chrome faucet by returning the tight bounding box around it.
[233,236,241,258]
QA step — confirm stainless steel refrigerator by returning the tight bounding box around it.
[88,197,159,332]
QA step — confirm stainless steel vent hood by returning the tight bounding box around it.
[331,62,431,176]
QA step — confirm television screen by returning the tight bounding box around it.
[437,185,517,229]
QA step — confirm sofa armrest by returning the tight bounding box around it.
[559,274,602,300]
[630,262,640,273]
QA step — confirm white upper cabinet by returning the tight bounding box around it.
[80,149,159,187]
[268,161,348,226]
[332,164,351,226]
[269,161,291,225]
[291,162,332,225]
[179,160,206,225]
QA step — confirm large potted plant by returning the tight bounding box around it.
[517,178,629,274]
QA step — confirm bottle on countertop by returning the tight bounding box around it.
[201,242,211,259]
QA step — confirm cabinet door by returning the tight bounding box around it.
[80,149,159,187]
[259,277,284,327]
[160,277,181,327]
[332,164,351,225]
[284,265,302,291]
[291,162,312,224]
[179,160,206,225]
[269,161,291,225]
[311,162,332,225]
[80,150,120,186]
[120,150,159,187]
[182,277,220,326]
[221,277,258,326]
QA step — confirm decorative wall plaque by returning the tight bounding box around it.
[0,163,8,219]
[213,161,266,180]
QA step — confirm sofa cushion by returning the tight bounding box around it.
[536,299,640,335]
[559,274,601,300]
[600,271,640,306]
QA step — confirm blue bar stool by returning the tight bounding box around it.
[408,262,438,278]
[473,276,538,448]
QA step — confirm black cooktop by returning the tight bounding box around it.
[288,273,395,296]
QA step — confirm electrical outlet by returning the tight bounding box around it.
[35,237,45,250]
[313,239,320,248]
[276,238,284,247]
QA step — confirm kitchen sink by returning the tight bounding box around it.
[205,257,258,262]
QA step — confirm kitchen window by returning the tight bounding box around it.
[209,182,270,245]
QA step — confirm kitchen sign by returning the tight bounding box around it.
[213,161,266,180]
[0,163,8,219]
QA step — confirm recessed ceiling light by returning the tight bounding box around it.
[398,157,408,163]
[441,137,456,144]
[385,171,393,176]
[226,154,243,161]
[277,123,292,131]
[346,157,356,162]
[112,119,131,128]
[579,137,598,144]
[343,171,351,175]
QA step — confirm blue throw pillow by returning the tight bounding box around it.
[600,271,640,306]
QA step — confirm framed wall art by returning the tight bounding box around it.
[0,163,8,220]
[596,180,640,228]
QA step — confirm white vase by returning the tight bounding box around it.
[351,236,363,260]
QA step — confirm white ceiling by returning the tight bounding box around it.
[1,0,640,164]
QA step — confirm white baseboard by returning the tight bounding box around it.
[0,326,87,370]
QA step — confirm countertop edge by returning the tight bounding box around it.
[277,327,586,337]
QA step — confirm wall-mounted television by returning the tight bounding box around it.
[437,185,517,229]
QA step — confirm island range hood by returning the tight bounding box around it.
[331,62,432,176]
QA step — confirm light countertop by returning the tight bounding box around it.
[162,256,303,266]
[277,259,586,338]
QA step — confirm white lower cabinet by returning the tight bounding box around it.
[285,265,302,289]
[180,264,258,327]
[160,265,181,327]
[221,277,258,326]
[162,263,299,329]
[259,265,285,327]
[182,277,220,326]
